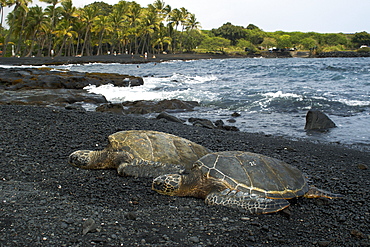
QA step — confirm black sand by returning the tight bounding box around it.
[0,105,369,246]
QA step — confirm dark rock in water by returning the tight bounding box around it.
[227,118,236,123]
[96,99,199,115]
[189,118,216,129]
[156,112,184,123]
[214,120,225,127]
[304,110,336,130]
[231,112,241,117]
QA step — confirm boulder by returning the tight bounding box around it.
[189,117,239,131]
[156,112,185,123]
[0,67,144,90]
[189,118,216,129]
[304,110,336,130]
[95,102,124,114]
[0,89,108,107]
[96,99,199,115]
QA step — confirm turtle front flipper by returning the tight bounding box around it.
[205,189,290,214]
[304,186,344,199]
[118,159,185,178]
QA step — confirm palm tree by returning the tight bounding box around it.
[152,23,171,53]
[24,5,48,56]
[185,13,201,31]
[92,15,111,55]
[3,0,31,56]
[0,0,13,30]
[168,8,189,52]
[108,1,129,54]
[53,18,77,56]
[79,5,98,56]
[42,0,62,56]
[183,13,201,52]
[126,1,141,54]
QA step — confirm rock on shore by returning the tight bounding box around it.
[0,67,143,106]
[0,105,369,246]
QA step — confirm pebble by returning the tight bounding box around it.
[357,164,368,170]
[189,236,200,243]
[82,218,96,235]
[124,212,137,220]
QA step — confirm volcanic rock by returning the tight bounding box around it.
[96,99,199,114]
[304,110,336,130]
[156,112,185,123]
[0,67,143,90]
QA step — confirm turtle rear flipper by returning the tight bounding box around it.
[304,186,344,199]
[205,189,290,214]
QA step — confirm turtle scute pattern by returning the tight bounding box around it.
[152,150,342,214]
[107,130,209,169]
[69,130,211,177]
[197,151,308,200]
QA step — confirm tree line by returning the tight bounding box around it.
[1,0,370,57]
[0,0,201,57]
[201,22,370,55]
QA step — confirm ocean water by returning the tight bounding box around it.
[53,57,370,150]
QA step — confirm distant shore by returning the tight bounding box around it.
[1,51,370,66]
[0,53,238,66]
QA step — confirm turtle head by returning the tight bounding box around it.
[152,174,182,196]
[69,150,93,168]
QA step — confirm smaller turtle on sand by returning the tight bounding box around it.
[69,130,210,177]
[152,151,343,214]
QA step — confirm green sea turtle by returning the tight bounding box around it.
[69,130,211,177]
[152,151,343,214]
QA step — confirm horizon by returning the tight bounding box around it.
[2,0,370,33]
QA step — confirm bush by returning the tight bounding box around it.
[357,47,370,53]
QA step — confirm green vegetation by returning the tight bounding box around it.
[202,23,370,55]
[0,0,369,57]
[0,0,202,57]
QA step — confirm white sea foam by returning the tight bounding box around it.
[262,91,303,99]
[338,98,370,107]
[84,73,219,103]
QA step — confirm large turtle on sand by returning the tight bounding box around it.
[69,130,211,177]
[152,151,343,214]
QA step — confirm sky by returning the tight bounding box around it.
[2,0,370,33]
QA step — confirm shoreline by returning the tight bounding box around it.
[0,104,369,246]
[0,53,239,66]
[1,52,370,66]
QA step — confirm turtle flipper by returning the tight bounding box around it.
[69,149,133,169]
[205,189,290,214]
[118,159,185,178]
[304,186,343,199]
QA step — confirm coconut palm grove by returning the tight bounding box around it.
[1,0,370,57]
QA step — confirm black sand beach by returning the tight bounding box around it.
[1,54,369,246]
[0,104,369,246]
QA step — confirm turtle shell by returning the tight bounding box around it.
[197,151,309,199]
[107,130,210,170]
